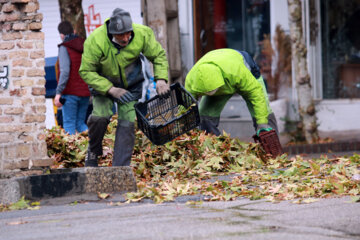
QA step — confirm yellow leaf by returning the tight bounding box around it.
[97,192,110,199]
[350,196,360,203]
[186,200,203,205]
[303,198,319,204]
[31,201,40,206]
[28,206,40,210]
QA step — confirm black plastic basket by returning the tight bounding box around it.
[135,82,200,145]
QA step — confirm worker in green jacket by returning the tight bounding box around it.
[185,48,278,137]
[79,8,170,167]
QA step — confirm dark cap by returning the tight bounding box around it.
[108,8,133,34]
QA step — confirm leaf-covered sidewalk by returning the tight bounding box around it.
[45,118,360,204]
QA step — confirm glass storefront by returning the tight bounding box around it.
[321,1,360,99]
[193,0,270,61]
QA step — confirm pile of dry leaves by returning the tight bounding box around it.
[45,117,360,204]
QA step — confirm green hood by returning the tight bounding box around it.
[185,48,271,125]
[188,63,225,94]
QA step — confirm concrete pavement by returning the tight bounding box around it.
[0,195,359,240]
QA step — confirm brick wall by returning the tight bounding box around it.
[0,0,51,172]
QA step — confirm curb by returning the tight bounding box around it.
[283,140,360,155]
[0,167,137,205]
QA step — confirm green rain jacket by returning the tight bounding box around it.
[185,48,269,125]
[79,19,168,96]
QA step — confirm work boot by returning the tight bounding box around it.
[200,116,221,136]
[85,150,98,167]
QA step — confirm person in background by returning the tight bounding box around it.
[54,21,90,135]
[79,8,170,167]
[185,48,278,137]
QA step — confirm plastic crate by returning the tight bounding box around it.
[135,82,200,145]
[253,130,283,157]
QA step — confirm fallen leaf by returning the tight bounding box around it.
[186,200,203,205]
[97,192,110,200]
[28,206,40,210]
[6,220,28,225]
[350,196,360,203]
[303,198,319,204]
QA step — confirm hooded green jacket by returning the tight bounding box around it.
[79,20,168,95]
[185,48,269,125]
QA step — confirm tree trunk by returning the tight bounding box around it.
[58,0,86,39]
[287,0,319,143]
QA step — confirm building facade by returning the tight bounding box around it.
[179,0,360,141]
[38,0,360,142]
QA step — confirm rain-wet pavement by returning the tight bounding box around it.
[0,194,359,240]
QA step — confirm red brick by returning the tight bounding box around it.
[9,89,22,96]
[30,50,44,59]
[0,125,32,133]
[4,107,24,115]
[9,51,28,59]
[24,32,44,40]
[21,98,32,105]
[0,42,15,50]
[36,78,46,85]
[16,41,33,49]
[23,13,43,21]
[0,23,12,31]
[12,22,28,31]
[11,68,24,77]
[32,158,54,167]
[31,87,45,95]
[2,3,16,13]
[27,68,45,77]
[36,60,45,67]
[0,116,14,123]
[4,160,29,170]
[0,54,8,62]
[0,134,14,143]
[34,97,45,104]
[11,0,31,3]
[23,114,46,123]
[31,105,46,113]
[28,22,41,30]
[0,12,21,22]
[12,58,33,67]
[0,98,14,105]
[24,2,39,13]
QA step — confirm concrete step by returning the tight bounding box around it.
[0,167,137,205]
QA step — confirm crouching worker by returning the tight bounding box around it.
[185,48,278,138]
[79,8,170,167]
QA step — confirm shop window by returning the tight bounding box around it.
[321,1,360,99]
[193,0,270,61]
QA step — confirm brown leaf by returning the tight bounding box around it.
[97,192,110,199]
[6,220,28,225]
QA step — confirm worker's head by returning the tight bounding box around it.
[189,63,224,95]
[109,8,133,46]
[58,21,74,41]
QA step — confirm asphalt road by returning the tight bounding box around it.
[1,195,359,240]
